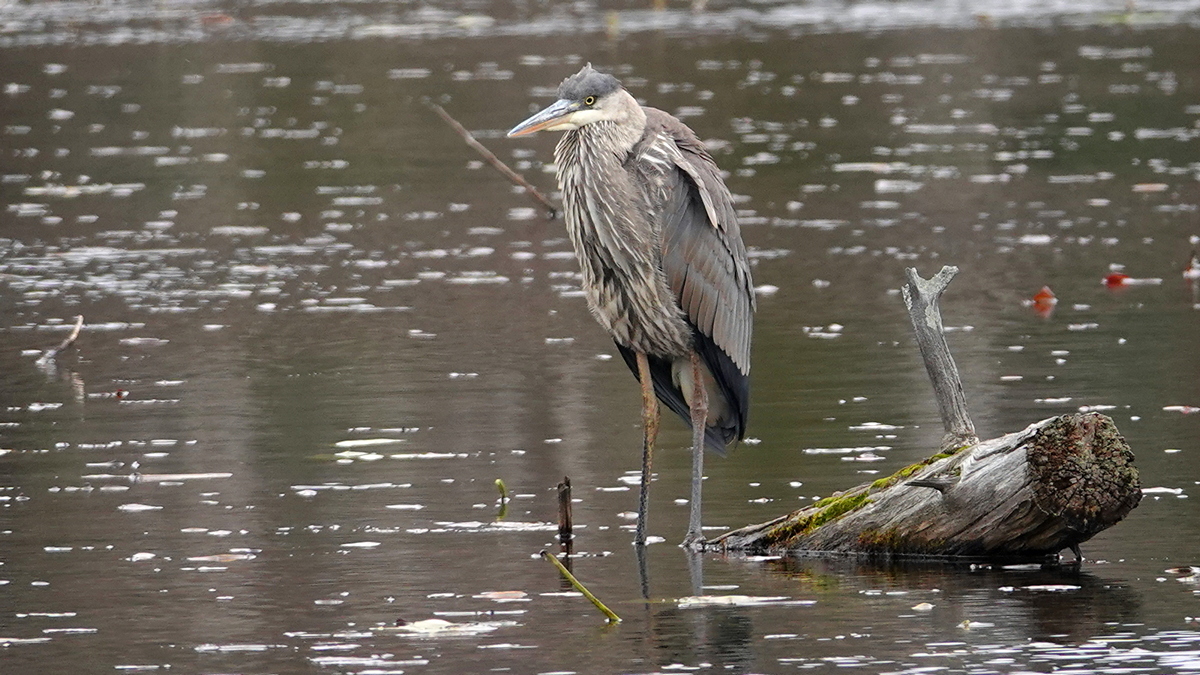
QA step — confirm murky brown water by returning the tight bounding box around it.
[3,2,1200,673]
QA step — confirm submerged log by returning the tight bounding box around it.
[709,266,1141,560]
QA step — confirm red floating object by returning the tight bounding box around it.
[1184,251,1200,280]
[1030,285,1057,318]
[1103,272,1130,288]
[1032,286,1057,305]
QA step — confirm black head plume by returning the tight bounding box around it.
[557,64,622,102]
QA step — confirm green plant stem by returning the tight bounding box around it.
[539,550,621,623]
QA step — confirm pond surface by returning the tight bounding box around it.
[2,2,1199,673]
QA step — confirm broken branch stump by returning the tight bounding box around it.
[557,477,573,541]
[36,314,83,367]
[902,266,977,452]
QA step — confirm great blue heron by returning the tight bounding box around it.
[508,64,754,550]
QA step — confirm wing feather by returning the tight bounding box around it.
[645,109,754,375]
[632,108,755,444]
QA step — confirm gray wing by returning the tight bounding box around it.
[641,108,755,376]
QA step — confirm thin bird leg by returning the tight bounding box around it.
[634,352,658,546]
[1069,543,1084,564]
[683,350,709,550]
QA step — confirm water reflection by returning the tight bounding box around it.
[769,557,1142,642]
[3,2,1200,673]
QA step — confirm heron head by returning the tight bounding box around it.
[508,64,631,136]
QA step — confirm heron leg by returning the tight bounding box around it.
[682,350,708,551]
[1069,543,1084,565]
[634,352,658,546]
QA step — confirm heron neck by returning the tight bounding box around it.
[572,101,646,158]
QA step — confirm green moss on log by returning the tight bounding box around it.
[766,490,871,546]
[868,449,961,491]
[857,527,945,554]
[762,444,970,548]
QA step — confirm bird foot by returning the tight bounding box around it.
[681,532,707,552]
[1069,543,1084,565]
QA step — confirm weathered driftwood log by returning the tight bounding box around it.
[709,412,1141,558]
[708,266,1141,560]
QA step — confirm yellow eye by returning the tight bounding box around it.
[584,96,596,106]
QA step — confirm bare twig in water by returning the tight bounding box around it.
[557,477,573,542]
[539,550,621,623]
[425,101,558,220]
[36,315,83,367]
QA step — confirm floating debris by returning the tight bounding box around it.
[426,521,558,533]
[333,438,406,448]
[0,637,53,645]
[677,595,804,608]
[1026,286,1057,317]
[1143,487,1185,495]
[1104,273,1163,287]
[378,618,515,636]
[117,504,163,512]
[1164,406,1200,414]
[474,591,529,602]
[187,553,256,563]
[134,473,233,482]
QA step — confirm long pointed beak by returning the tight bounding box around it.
[507,99,578,137]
